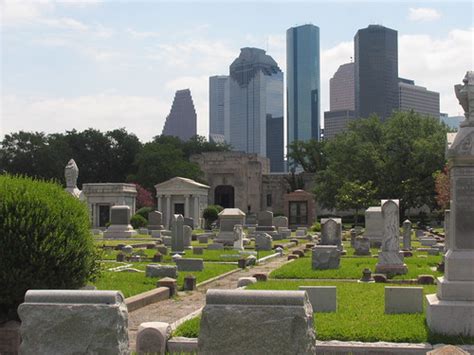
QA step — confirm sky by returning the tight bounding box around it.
[1,0,473,142]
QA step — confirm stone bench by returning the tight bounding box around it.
[198,289,316,354]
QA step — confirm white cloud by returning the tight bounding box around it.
[126,28,161,39]
[1,94,170,142]
[408,7,441,22]
[39,17,89,31]
[0,0,53,25]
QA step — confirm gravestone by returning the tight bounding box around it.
[350,229,357,247]
[216,208,245,245]
[427,73,474,336]
[274,216,288,229]
[198,289,316,354]
[198,235,209,244]
[354,236,371,255]
[233,224,244,251]
[402,219,412,250]
[296,230,306,238]
[245,213,257,226]
[256,211,276,232]
[299,286,337,312]
[145,264,178,278]
[207,243,224,250]
[364,206,384,247]
[375,199,408,275]
[136,322,171,355]
[255,232,273,251]
[278,227,292,238]
[321,218,343,251]
[176,258,204,272]
[193,247,204,255]
[312,245,340,270]
[104,205,137,238]
[18,290,129,354]
[183,225,192,248]
[148,211,164,231]
[385,287,423,314]
[184,217,194,228]
[171,214,185,254]
[163,236,172,247]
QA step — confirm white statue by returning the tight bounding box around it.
[233,224,244,251]
[455,71,474,123]
[64,159,84,200]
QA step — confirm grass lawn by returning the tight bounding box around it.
[270,253,442,280]
[174,280,473,345]
[93,261,237,297]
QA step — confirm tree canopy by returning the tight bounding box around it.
[311,111,448,216]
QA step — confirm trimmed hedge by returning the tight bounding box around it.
[131,213,147,229]
[0,175,99,320]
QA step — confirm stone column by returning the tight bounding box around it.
[157,195,162,212]
[165,195,171,229]
[444,209,451,252]
[185,195,190,218]
[194,195,200,228]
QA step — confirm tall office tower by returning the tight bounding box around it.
[354,25,399,121]
[330,62,355,111]
[324,62,356,140]
[162,89,197,141]
[287,24,321,166]
[228,47,284,172]
[209,75,229,143]
[398,78,440,118]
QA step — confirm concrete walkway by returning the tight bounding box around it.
[128,253,296,349]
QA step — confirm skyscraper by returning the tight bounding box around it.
[398,78,440,118]
[354,25,398,121]
[227,47,284,172]
[287,24,321,165]
[162,89,197,141]
[209,75,229,143]
[324,62,356,139]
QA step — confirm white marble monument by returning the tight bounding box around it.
[64,159,85,200]
[426,72,474,336]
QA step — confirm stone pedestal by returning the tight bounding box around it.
[216,208,245,245]
[426,72,474,337]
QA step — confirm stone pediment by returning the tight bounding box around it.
[448,127,474,157]
[155,177,210,193]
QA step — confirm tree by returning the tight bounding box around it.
[335,180,377,225]
[287,139,327,173]
[313,111,447,218]
[433,166,450,210]
[134,183,155,209]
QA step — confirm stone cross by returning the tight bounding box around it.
[171,214,185,254]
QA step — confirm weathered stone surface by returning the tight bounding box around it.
[273,216,288,229]
[402,219,412,250]
[364,206,383,246]
[145,264,178,278]
[198,289,316,354]
[296,229,306,237]
[420,237,437,246]
[237,277,257,287]
[148,211,164,231]
[192,247,204,255]
[183,275,197,291]
[375,199,407,275]
[255,232,273,251]
[299,286,337,312]
[217,208,245,244]
[136,322,171,355]
[183,225,192,247]
[104,205,137,238]
[321,218,342,250]
[354,236,371,256]
[312,245,340,270]
[233,224,245,250]
[176,258,204,272]
[198,235,209,244]
[18,290,129,355]
[385,287,423,314]
[156,277,177,297]
[257,210,274,229]
[171,214,185,254]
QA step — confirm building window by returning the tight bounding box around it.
[266,194,272,207]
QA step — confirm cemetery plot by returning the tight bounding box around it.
[93,261,237,297]
[174,281,474,344]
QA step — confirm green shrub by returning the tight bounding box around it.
[130,214,147,229]
[0,175,99,320]
[203,205,221,229]
[135,206,153,220]
[311,221,321,232]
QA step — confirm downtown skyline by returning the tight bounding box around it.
[2,1,472,142]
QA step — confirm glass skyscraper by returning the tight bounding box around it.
[209,75,229,143]
[354,25,398,121]
[227,47,284,172]
[286,24,321,169]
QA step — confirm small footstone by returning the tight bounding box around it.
[373,274,387,283]
[237,277,257,288]
[417,275,436,285]
[252,273,268,282]
[292,250,305,258]
[288,255,299,260]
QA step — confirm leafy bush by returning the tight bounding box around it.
[0,175,99,320]
[131,213,147,229]
[203,205,223,229]
[135,206,153,220]
[310,221,321,232]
